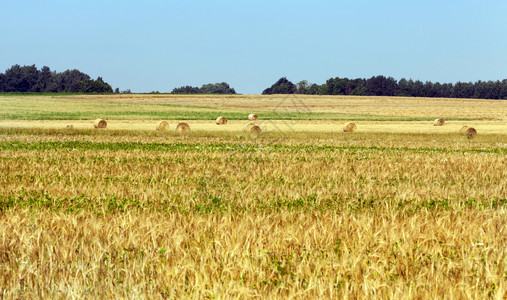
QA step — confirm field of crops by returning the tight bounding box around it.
[0,95,506,298]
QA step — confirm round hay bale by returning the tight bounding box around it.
[93,119,107,129]
[216,116,228,125]
[156,121,169,131]
[249,125,262,134]
[66,125,74,130]
[175,122,190,133]
[459,126,469,133]
[343,122,357,132]
[248,114,258,121]
[433,118,445,126]
[463,127,477,139]
[243,123,257,133]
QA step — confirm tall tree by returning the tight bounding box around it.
[306,83,320,95]
[60,69,90,93]
[296,80,309,94]
[0,73,4,91]
[453,82,473,98]
[262,77,296,94]
[200,82,236,94]
[32,66,52,92]
[365,76,398,96]
[77,77,113,93]
[500,80,507,99]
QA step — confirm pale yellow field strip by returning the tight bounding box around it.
[2,95,506,122]
[1,119,506,135]
[25,94,507,119]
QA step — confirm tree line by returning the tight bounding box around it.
[171,82,236,94]
[263,76,507,100]
[3,63,505,99]
[0,64,113,93]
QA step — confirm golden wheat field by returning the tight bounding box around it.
[0,94,506,298]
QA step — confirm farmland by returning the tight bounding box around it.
[0,94,506,298]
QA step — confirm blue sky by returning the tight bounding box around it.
[1,0,506,94]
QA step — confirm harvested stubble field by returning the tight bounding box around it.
[1,93,507,121]
[0,95,506,298]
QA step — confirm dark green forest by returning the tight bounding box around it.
[0,65,113,93]
[2,64,506,99]
[171,82,236,94]
[263,76,507,99]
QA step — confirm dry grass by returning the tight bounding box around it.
[2,119,506,135]
[249,125,261,133]
[243,123,257,133]
[0,94,506,298]
[343,122,357,132]
[90,94,507,120]
[465,128,478,139]
[0,129,505,298]
[216,116,228,125]
[460,126,478,139]
[175,122,190,133]
[156,121,169,131]
[1,94,506,121]
[248,114,259,121]
[93,119,107,129]
[243,123,261,133]
[1,208,505,298]
[433,118,445,126]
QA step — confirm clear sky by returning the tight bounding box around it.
[1,0,506,94]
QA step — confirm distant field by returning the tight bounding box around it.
[0,95,506,298]
[1,94,506,121]
[1,94,506,135]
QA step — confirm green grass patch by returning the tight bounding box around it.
[1,190,504,214]
[0,109,460,121]
[0,140,505,154]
